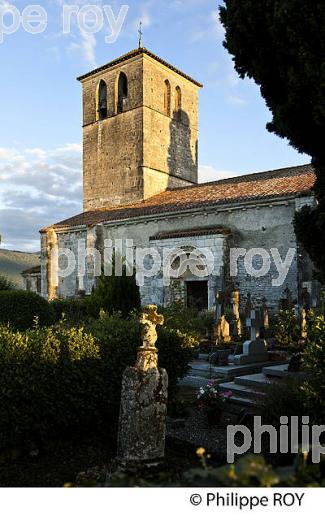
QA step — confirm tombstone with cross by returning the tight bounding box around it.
[246,307,261,341]
[234,304,268,365]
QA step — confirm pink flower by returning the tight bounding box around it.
[221,391,233,398]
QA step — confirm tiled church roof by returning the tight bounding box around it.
[42,164,315,232]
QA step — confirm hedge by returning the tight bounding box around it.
[49,298,89,324]
[0,290,55,331]
[0,314,195,449]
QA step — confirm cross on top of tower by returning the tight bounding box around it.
[138,21,143,48]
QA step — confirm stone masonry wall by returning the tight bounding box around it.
[81,53,200,211]
[142,55,200,186]
[43,196,316,312]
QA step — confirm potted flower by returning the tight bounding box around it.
[196,381,232,426]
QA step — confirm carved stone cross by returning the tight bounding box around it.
[137,305,164,370]
[246,308,261,341]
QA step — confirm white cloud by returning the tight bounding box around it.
[68,30,97,67]
[191,9,225,43]
[199,165,239,183]
[132,11,151,31]
[0,148,24,162]
[0,144,82,252]
[226,95,248,106]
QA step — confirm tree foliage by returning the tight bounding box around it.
[302,312,325,422]
[220,1,325,279]
[0,275,14,291]
[87,255,141,318]
[0,290,55,331]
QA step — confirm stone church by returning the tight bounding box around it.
[36,47,319,312]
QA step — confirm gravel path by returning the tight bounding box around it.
[167,408,237,459]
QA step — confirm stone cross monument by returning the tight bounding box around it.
[234,302,268,365]
[117,305,168,469]
[246,308,260,342]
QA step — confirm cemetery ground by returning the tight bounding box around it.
[0,285,324,487]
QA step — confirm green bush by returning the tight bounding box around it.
[0,290,55,331]
[89,313,195,401]
[302,313,325,422]
[0,275,15,291]
[86,257,141,318]
[181,452,325,488]
[157,327,196,393]
[274,310,301,349]
[50,298,89,324]
[108,452,325,487]
[260,378,307,426]
[0,313,194,449]
[0,322,108,449]
[161,302,214,340]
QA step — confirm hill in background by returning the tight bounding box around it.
[0,249,40,288]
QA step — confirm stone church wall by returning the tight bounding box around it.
[43,195,315,312]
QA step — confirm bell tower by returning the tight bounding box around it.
[78,48,202,212]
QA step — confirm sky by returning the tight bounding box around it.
[0,0,309,252]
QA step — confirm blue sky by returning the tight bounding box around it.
[0,0,309,251]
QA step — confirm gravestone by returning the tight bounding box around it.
[117,305,168,469]
[234,307,268,365]
[216,315,231,344]
[210,349,232,366]
[230,288,242,338]
[261,298,269,330]
[213,291,231,344]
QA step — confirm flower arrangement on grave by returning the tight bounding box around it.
[196,381,232,425]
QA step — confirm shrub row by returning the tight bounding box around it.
[0,314,194,449]
[0,290,55,331]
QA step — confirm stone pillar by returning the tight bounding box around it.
[261,298,269,330]
[46,228,58,301]
[231,288,242,337]
[117,305,168,469]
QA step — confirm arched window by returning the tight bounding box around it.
[175,86,182,119]
[117,72,128,113]
[164,80,171,116]
[96,80,107,121]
